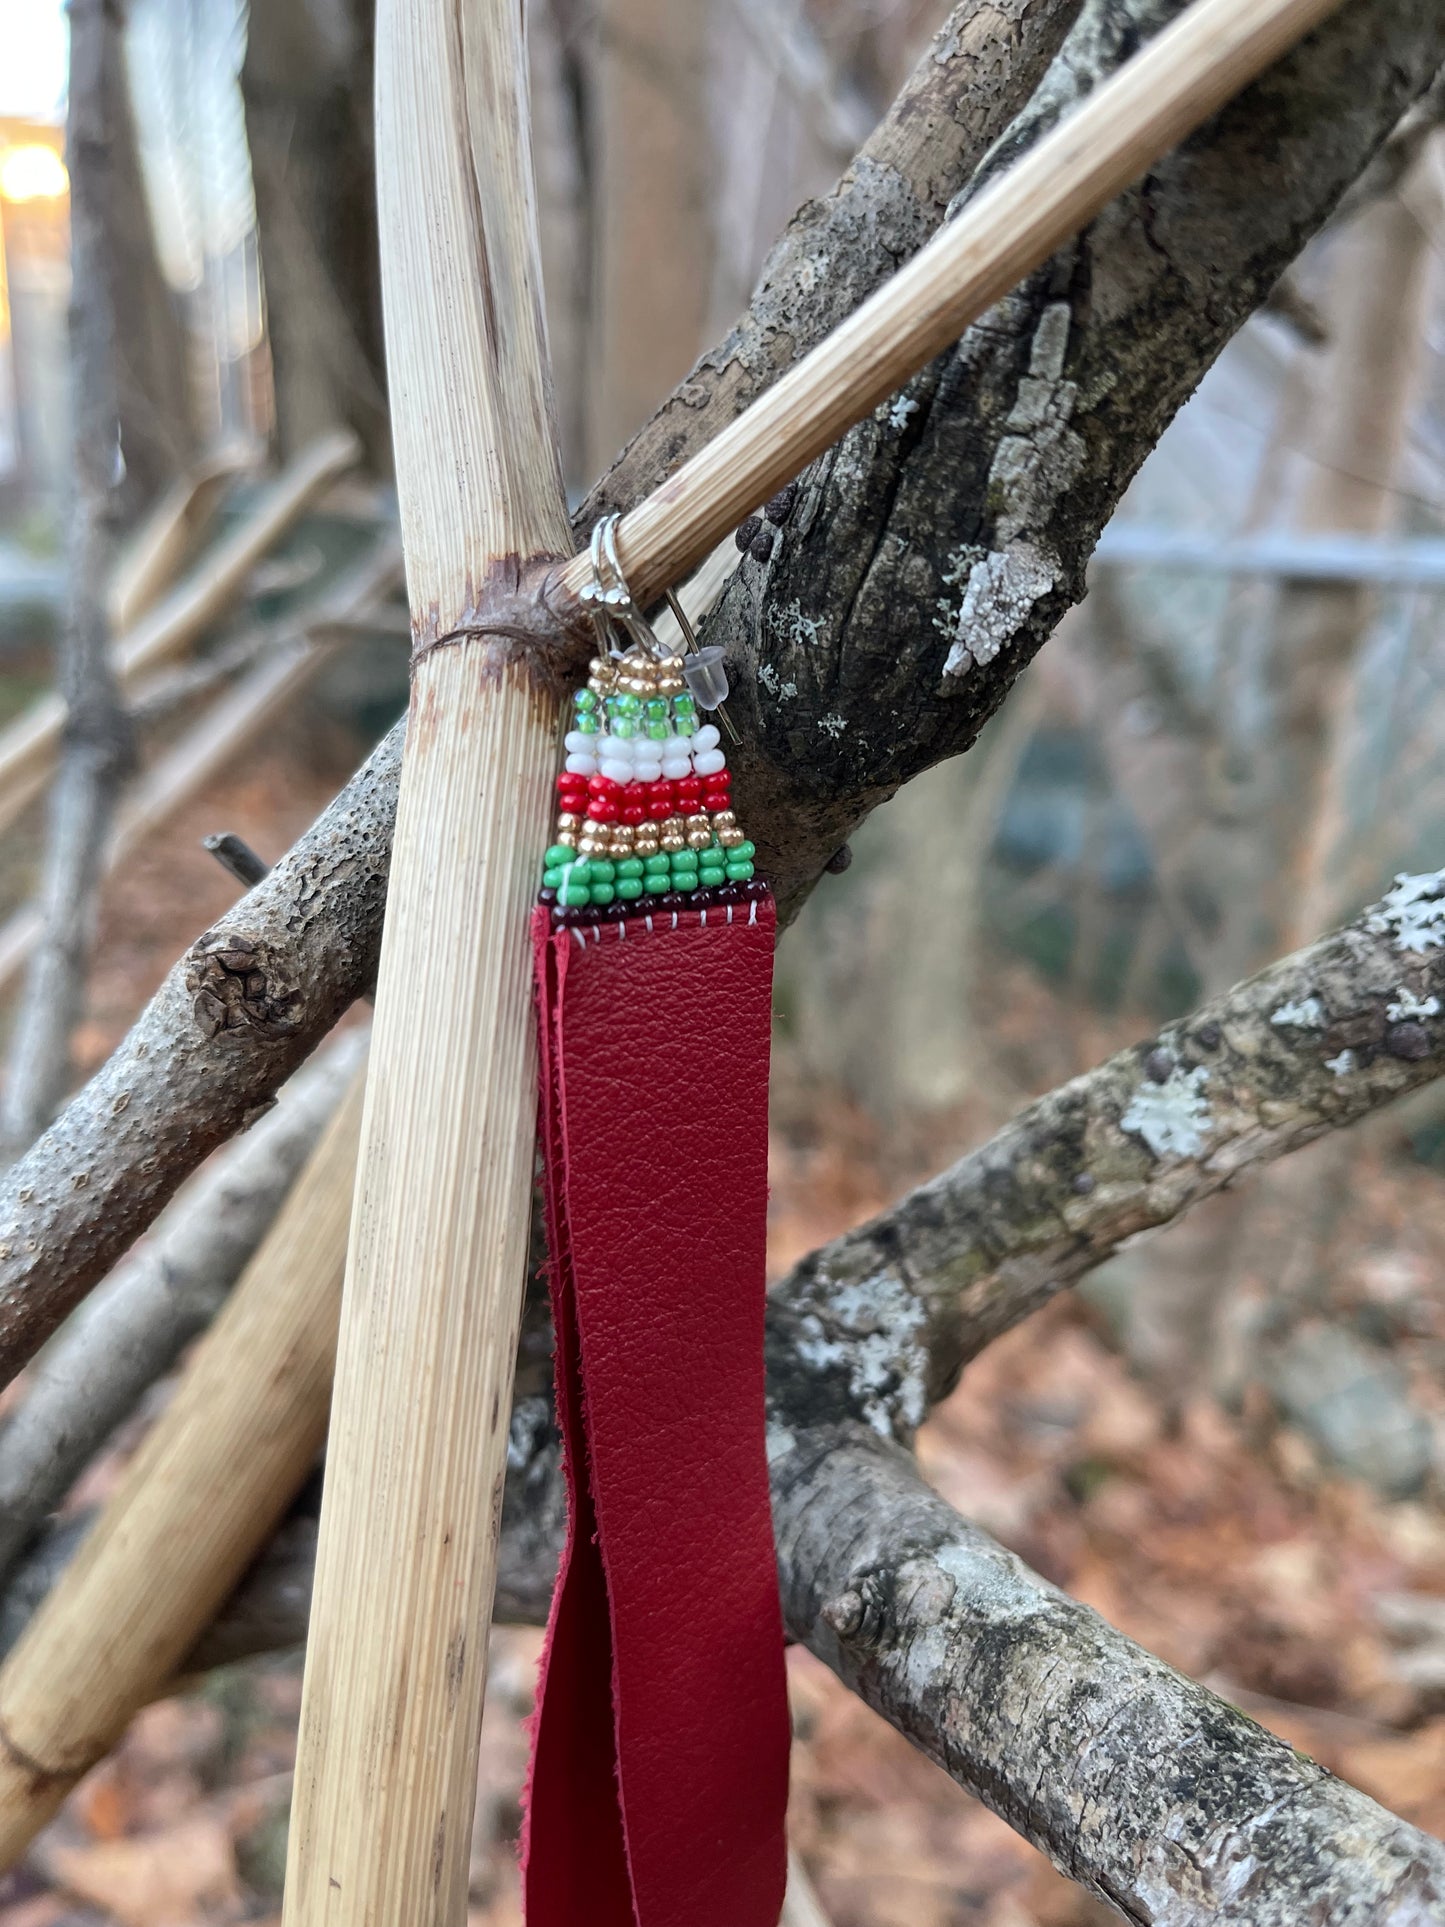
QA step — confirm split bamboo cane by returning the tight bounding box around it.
[555,0,1349,611]
[0,430,358,834]
[0,1064,366,1860]
[280,0,570,1921]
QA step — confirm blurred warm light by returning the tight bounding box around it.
[0,144,68,204]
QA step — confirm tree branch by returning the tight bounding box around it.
[707,0,1445,916]
[0,0,134,1161]
[769,1422,1445,1926]
[769,868,1445,1443]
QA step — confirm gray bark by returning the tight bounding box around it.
[0,0,136,1161]
[770,870,1445,1443]
[770,1424,1445,1927]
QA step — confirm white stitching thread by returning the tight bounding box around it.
[570,927,588,950]
[748,899,758,925]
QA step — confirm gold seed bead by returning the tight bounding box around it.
[609,822,634,844]
[660,832,686,854]
[557,830,579,849]
[557,812,581,831]
[686,813,710,834]
[658,677,685,697]
[607,841,631,860]
[661,816,685,839]
[687,829,712,851]
[711,810,737,831]
[635,837,660,858]
[718,826,743,849]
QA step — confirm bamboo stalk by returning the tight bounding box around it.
[556,0,1348,610]
[0,430,358,833]
[0,1064,366,1863]
[281,0,569,1920]
[0,536,401,998]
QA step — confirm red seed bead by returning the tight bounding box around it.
[557,773,585,796]
[620,803,646,827]
[703,779,731,802]
[646,792,673,821]
[675,779,703,810]
[588,774,619,799]
[588,799,619,824]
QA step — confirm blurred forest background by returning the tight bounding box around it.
[3,0,1445,1922]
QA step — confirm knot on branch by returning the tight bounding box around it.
[184,932,301,1042]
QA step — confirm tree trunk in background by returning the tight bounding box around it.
[584,0,717,474]
[112,12,196,519]
[240,0,390,472]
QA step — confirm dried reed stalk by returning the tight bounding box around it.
[280,0,569,1919]
[0,430,357,833]
[555,0,1349,609]
[0,1066,366,1863]
[107,449,250,634]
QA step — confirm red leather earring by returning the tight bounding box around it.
[522,517,790,1927]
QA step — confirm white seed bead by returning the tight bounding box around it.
[691,724,721,753]
[693,748,726,777]
[600,762,631,786]
[661,757,692,779]
[564,752,597,776]
[633,760,663,783]
[564,730,593,754]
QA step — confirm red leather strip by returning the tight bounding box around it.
[523,901,789,1927]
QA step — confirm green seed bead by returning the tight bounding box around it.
[545,844,575,868]
[589,859,615,882]
[618,858,644,879]
[575,688,598,711]
[617,877,644,901]
[644,697,669,720]
[699,868,725,889]
[614,717,639,739]
[646,720,670,740]
[560,883,591,907]
[577,713,600,734]
[731,840,756,862]
[568,859,591,882]
[725,860,754,881]
[615,692,641,715]
[590,882,615,906]
[542,866,566,891]
[644,855,671,877]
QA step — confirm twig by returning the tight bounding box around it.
[0,0,135,1163]
[203,833,270,888]
[0,1029,366,1585]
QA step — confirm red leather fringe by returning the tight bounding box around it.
[523,899,790,1927]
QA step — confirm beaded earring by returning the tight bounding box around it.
[522,518,789,1927]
